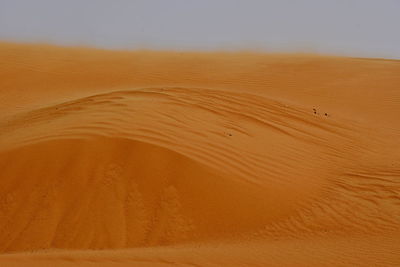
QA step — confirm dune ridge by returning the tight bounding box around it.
[0,43,399,266]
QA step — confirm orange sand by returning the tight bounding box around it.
[0,42,399,266]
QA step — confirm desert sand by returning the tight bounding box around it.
[0,42,399,266]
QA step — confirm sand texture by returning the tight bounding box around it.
[0,42,399,266]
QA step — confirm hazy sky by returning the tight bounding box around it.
[1,0,399,58]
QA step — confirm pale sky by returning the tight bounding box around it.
[0,0,399,59]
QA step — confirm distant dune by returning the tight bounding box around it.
[0,42,399,266]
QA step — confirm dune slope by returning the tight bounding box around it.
[0,43,399,266]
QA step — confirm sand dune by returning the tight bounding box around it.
[0,42,399,266]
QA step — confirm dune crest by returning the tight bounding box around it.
[0,43,399,266]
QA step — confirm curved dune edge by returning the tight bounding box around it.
[1,137,303,251]
[0,43,400,266]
